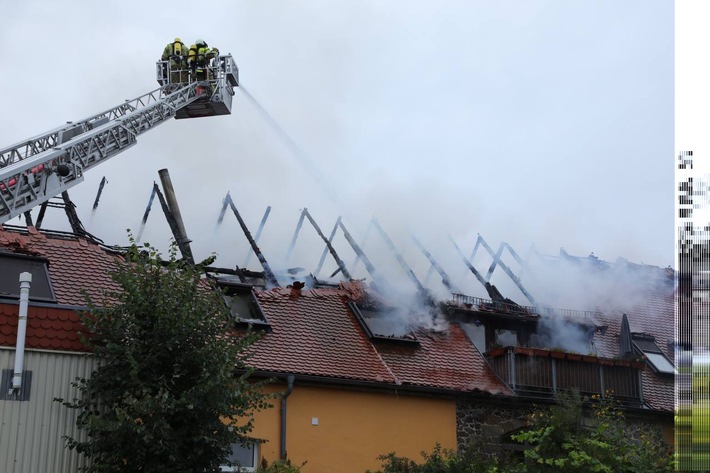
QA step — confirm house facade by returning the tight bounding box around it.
[0,224,675,473]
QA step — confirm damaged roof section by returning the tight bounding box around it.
[0,224,675,407]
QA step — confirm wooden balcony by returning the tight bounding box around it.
[487,346,645,406]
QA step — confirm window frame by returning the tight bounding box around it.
[217,281,270,329]
[0,252,56,303]
[348,301,419,345]
[220,440,259,472]
[632,333,675,375]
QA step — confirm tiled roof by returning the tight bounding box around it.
[641,367,675,412]
[593,283,676,411]
[0,303,87,352]
[249,285,511,394]
[249,286,397,384]
[0,226,121,306]
[376,323,513,395]
[0,225,674,404]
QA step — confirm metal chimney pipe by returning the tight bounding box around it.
[158,169,191,248]
[12,272,32,391]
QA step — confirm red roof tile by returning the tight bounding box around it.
[0,303,88,352]
[248,284,511,395]
[0,226,121,306]
[592,283,676,411]
[376,323,512,395]
[250,287,397,384]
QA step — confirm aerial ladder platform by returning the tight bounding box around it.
[0,55,239,224]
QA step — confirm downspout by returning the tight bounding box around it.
[12,272,32,393]
[280,374,295,460]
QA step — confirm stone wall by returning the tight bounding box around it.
[456,399,529,453]
[456,398,672,455]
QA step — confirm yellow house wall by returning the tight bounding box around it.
[249,384,457,473]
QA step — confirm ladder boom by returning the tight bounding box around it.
[0,83,202,223]
[0,54,239,224]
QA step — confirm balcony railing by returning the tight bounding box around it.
[452,293,596,319]
[487,346,644,406]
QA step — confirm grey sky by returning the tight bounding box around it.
[0,1,673,304]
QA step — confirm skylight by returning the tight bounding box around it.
[644,353,675,374]
[217,281,269,327]
[632,334,675,375]
[0,253,56,302]
[349,302,418,344]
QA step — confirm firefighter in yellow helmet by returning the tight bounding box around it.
[161,38,189,86]
[188,39,219,81]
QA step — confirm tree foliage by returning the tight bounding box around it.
[511,390,675,473]
[368,391,675,473]
[58,240,270,472]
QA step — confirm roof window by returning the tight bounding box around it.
[632,333,675,375]
[349,302,418,345]
[0,253,56,302]
[217,281,269,329]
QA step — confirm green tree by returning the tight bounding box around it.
[58,241,270,472]
[511,391,675,473]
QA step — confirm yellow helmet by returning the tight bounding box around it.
[174,37,182,43]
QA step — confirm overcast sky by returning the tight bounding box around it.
[0,1,673,304]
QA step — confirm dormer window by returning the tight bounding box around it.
[632,333,675,375]
[0,253,56,302]
[349,302,418,345]
[218,281,269,329]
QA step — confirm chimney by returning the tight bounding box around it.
[289,281,305,299]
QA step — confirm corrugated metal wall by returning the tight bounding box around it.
[0,348,97,473]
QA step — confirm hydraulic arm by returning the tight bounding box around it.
[0,55,239,224]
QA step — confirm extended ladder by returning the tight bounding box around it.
[0,55,239,224]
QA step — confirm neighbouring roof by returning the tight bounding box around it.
[0,225,121,305]
[0,304,87,352]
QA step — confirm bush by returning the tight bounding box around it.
[367,391,674,473]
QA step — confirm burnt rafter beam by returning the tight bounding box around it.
[284,209,307,264]
[412,235,461,294]
[450,236,489,289]
[61,191,86,236]
[92,176,108,211]
[223,193,279,288]
[314,216,341,278]
[136,183,158,243]
[351,219,373,274]
[153,183,194,265]
[35,201,48,229]
[302,208,352,280]
[244,206,271,268]
[338,219,387,288]
[371,219,436,307]
[476,234,536,306]
[23,211,33,227]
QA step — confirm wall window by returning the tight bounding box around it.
[460,321,486,353]
[0,253,56,302]
[495,329,518,347]
[221,441,259,472]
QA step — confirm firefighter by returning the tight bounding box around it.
[187,43,198,80]
[161,38,189,86]
[188,39,220,81]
